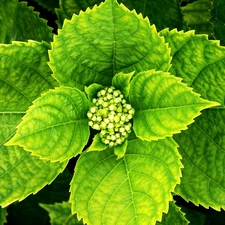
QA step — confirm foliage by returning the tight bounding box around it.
[1,0,225,224]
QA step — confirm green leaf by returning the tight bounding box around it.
[0,41,67,208]
[0,207,7,225]
[181,0,213,37]
[160,29,225,106]
[40,202,70,225]
[34,0,59,12]
[156,201,189,225]
[0,41,58,112]
[129,70,218,141]
[114,139,127,159]
[85,83,104,101]
[50,0,171,90]
[211,0,225,46]
[64,214,84,225]
[87,134,108,152]
[0,145,67,207]
[174,108,225,210]
[6,87,90,162]
[56,0,185,31]
[70,137,182,225]
[0,0,52,44]
[112,71,135,99]
[40,202,83,225]
[6,168,72,225]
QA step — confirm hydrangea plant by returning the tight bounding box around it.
[1,0,225,224]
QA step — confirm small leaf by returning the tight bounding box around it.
[85,83,104,101]
[129,70,219,141]
[156,201,189,225]
[174,108,225,210]
[87,134,108,152]
[40,202,84,225]
[114,139,127,159]
[50,0,171,89]
[112,71,135,99]
[161,28,225,106]
[40,202,74,225]
[70,137,182,225]
[6,87,90,162]
[0,0,52,43]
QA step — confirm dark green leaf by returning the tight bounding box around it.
[0,0,52,43]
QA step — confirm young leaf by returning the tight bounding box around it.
[160,29,225,106]
[34,0,59,12]
[40,202,83,225]
[112,71,135,99]
[87,134,108,152]
[0,0,52,44]
[174,108,225,210]
[70,137,182,225]
[85,83,104,101]
[129,70,218,141]
[114,139,127,159]
[6,87,90,162]
[49,0,171,90]
[156,202,189,225]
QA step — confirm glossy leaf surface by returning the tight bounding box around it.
[6,87,90,162]
[0,0,52,43]
[129,70,218,141]
[70,137,182,225]
[50,0,171,90]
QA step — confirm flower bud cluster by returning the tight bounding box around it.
[87,86,135,148]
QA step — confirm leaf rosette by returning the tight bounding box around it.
[2,0,221,224]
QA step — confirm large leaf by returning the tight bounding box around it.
[160,29,225,106]
[6,87,90,162]
[56,0,185,31]
[156,202,189,225]
[70,137,182,225]
[129,70,218,141]
[49,0,171,90]
[40,202,83,225]
[174,108,225,210]
[0,0,52,44]
[181,0,213,37]
[6,168,72,225]
[0,41,66,207]
[211,0,225,45]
